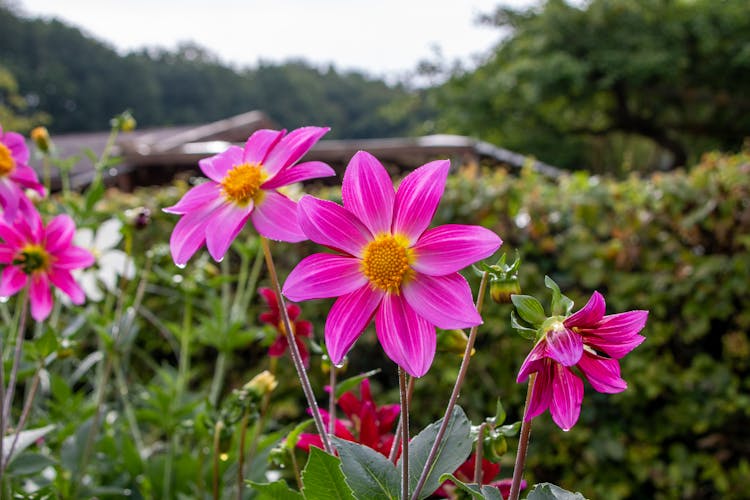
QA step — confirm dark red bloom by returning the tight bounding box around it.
[258,287,313,367]
[436,453,524,499]
[297,378,399,457]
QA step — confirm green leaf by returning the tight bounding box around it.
[544,276,574,316]
[498,421,522,437]
[332,437,400,500]
[400,406,473,499]
[247,480,303,500]
[5,452,55,475]
[335,369,381,398]
[2,425,56,465]
[511,295,547,327]
[511,311,538,340]
[525,482,587,500]
[437,474,504,500]
[301,447,356,500]
[493,398,506,426]
[283,418,315,451]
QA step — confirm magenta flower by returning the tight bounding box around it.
[283,151,502,377]
[0,208,95,321]
[164,127,334,265]
[258,287,313,367]
[0,125,44,222]
[517,291,648,430]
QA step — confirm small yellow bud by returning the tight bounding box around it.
[244,370,278,398]
[30,126,52,153]
[437,329,475,356]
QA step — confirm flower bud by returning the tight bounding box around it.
[437,329,475,356]
[125,207,151,230]
[244,370,278,399]
[490,278,521,304]
[30,126,52,154]
[111,110,136,132]
[483,431,508,462]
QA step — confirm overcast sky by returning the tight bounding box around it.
[16,0,537,80]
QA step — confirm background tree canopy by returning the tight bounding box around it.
[431,0,750,172]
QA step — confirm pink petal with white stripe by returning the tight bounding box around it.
[577,350,627,393]
[411,224,502,275]
[341,151,395,235]
[297,196,372,257]
[402,272,481,329]
[243,129,285,164]
[169,202,221,265]
[29,273,53,321]
[3,131,29,163]
[545,326,583,367]
[49,270,85,304]
[11,165,44,195]
[283,253,367,301]
[0,266,27,297]
[517,339,548,383]
[262,161,335,189]
[550,365,584,431]
[525,360,553,421]
[392,160,450,243]
[564,291,605,328]
[55,246,95,269]
[263,127,329,176]
[375,292,436,377]
[205,202,253,261]
[250,191,306,242]
[325,284,384,365]
[198,146,244,182]
[45,215,76,253]
[163,182,222,214]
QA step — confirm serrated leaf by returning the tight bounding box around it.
[301,447,356,500]
[335,369,381,398]
[247,480,303,500]
[511,311,538,340]
[525,482,587,500]
[544,276,574,316]
[511,295,547,327]
[284,419,315,451]
[332,437,400,500]
[400,406,473,499]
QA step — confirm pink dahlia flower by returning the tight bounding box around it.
[0,208,95,321]
[258,287,313,367]
[517,291,648,430]
[0,124,45,222]
[164,127,334,265]
[283,151,502,377]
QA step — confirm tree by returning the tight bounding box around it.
[433,0,750,171]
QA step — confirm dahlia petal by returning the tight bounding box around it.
[283,253,367,301]
[317,408,357,441]
[45,215,76,253]
[29,273,53,321]
[93,219,123,250]
[295,336,311,367]
[0,246,14,263]
[585,333,646,360]
[297,196,372,257]
[392,160,450,243]
[48,270,86,304]
[550,364,584,431]
[411,224,502,275]
[0,266,27,297]
[262,161,335,189]
[268,335,288,357]
[325,284,383,365]
[205,202,253,261]
[377,404,400,433]
[341,151,395,236]
[564,291,605,328]
[242,129,285,165]
[169,202,219,265]
[296,434,324,452]
[337,392,362,419]
[587,310,649,343]
[0,219,25,248]
[546,327,583,367]
[359,400,379,448]
[517,339,548,383]
[375,293,436,377]
[54,246,95,270]
[402,272,481,329]
[3,131,30,163]
[577,350,627,393]
[250,191,306,242]
[525,360,554,421]
[295,320,312,338]
[163,182,223,215]
[263,126,329,176]
[258,287,278,309]
[0,181,19,221]
[10,165,44,195]
[198,146,244,182]
[286,303,301,321]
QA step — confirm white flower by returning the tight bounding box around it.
[73,219,135,302]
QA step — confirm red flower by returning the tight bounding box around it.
[258,287,312,367]
[436,453,523,499]
[297,378,399,457]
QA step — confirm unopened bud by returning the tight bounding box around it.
[111,110,136,132]
[30,126,52,153]
[437,329,475,356]
[244,370,278,399]
[483,431,508,462]
[490,278,521,304]
[125,207,151,230]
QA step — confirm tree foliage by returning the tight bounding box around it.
[433,0,750,171]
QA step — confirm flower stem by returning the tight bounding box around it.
[237,411,250,500]
[328,367,336,437]
[2,368,41,476]
[2,289,29,433]
[508,373,536,500]
[411,271,490,500]
[399,367,410,500]
[474,422,487,484]
[260,237,332,455]
[388,376,415,464]
[213,420,224,500]
[209,351,228,408]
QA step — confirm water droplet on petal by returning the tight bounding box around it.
[333,362,346,369]
[175,262,186,269]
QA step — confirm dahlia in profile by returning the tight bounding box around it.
[0,208,94,321]
[283,151,502,377]
[0,124,44,222]
[164,127,334,265]
[517,291,648,430]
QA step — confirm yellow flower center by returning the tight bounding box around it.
[13,244,51,274]
[277,320,295,335]
[362,234,413,293]
[0,143,15,176]
[221,162,267,205]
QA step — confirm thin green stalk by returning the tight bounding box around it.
[112,357,145,454]
[236,411,250,500]
[289,448,303,490]
[3,369,41,476]
[238,242,264,316]
[213,420,224,500]
[411,271,490,500]
[209,352,228,408]
[2,289,29,439]
[474,423,488,484]
[260,237,332,454]
[244,358,276,481]
[399,368,410,500]
[508,374,536,500]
